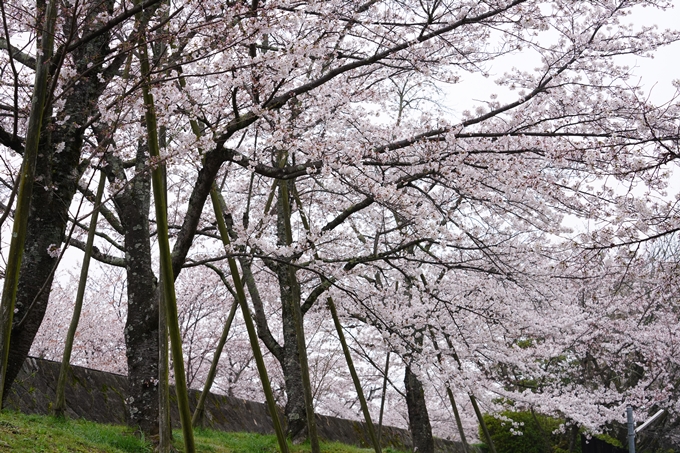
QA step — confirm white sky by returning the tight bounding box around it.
[442,2,680,120]
[429,2,680,241]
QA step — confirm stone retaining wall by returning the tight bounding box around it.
[5,357,466,453]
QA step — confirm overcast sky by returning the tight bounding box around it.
[441,2,680,121]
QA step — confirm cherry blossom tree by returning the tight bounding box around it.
[1,0,680,449]
[31,263,128,375]
[0,0,171,433]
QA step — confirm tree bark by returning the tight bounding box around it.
[0,0,57,406]
[137,27,195,448]
[404,366,434,453]
[277,178,319,451]
[104,143,159,436]
[274,199,309,443]
[1,0,121,403]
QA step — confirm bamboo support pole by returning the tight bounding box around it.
[377,351,390,445]
[328,297,382,453]
[210,185,290,453]
[54,172,106,417]
[192,298,238,427]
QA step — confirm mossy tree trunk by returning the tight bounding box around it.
[0,0,124,406]
[276,177,320,451]
[0,0,57,407]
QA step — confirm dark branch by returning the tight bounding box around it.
[0,37,36,69]
[322,196,374,232]
[65,0,166,53]
[0,125,24,153]
[68,238,126,267]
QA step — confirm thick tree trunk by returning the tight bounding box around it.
[0,0,56,407]
[279,270,308,442]
[4,177,67,398]
[1,0,119,403]
[404,366,434,453]
[4,88,99,403]
[274,186,308,443]
[276,178,319,449]
[105,144,159,436]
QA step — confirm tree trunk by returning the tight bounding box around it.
[275,197,308,443]
[105,143,159,436]
[277,178,319,450]
[137,28,195,449]
[0,0,56,406]
[1,0,121,403]
[404,366,434,453]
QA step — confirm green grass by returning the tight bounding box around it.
[0,410,150,452]
[0,410,387,453]
[176,429,379,453]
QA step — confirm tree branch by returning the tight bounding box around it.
[78,182,124,235]
[68,238,126,267]
[322,196,374,232]
[64,0,166,53]
[0,125,24,153]
[0,37,36,69]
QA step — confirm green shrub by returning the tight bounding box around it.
[480,411,580,453]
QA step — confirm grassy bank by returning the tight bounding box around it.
[0,410,385,453]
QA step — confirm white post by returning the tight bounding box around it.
[627,405,635,453]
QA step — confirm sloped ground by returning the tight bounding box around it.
[0,410,402,453]
[4,357,464,452]
[0,411,150,452]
